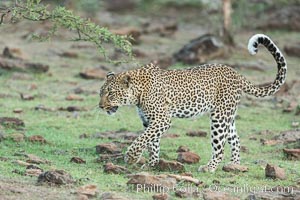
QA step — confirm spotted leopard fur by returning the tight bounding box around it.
[99,34,287,172]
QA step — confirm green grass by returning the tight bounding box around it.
[0,87,299,199]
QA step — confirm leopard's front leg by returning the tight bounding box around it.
[125,115,171,166]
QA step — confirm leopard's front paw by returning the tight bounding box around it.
[124,149,142,165]
[198,165,216,173]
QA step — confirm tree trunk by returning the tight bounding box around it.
[222,0,235,46]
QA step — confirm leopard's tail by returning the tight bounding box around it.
[241,34,287,97]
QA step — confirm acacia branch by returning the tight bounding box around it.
[0,0,133,62]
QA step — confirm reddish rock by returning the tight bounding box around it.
[162,133,180,138]
[283,148,300,160]
[65,94,84,101]
[60,51,78,58]
[28,135,47,144]
[127,172,176,190]
[202,189,239,200]
[104,162,130,174]
[77,184,98,198]
[20,93,34,100]
[222,164,249,173]
[80,67,107,80]
[37,169,75,185]
[13,108,23,113]
[157,159,185,172]
[177,152,200,164]
[265,163,286,180]
[176,146,190,153]
[0,117,25,128]
[152,193,169,200]
[25,168,43,177]
[96,143,121,154]
[261,139,280,146]
[186,130,207,137]
[70,156,86,164]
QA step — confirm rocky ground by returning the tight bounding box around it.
[0,1,300,200]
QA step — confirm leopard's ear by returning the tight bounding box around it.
[106,72,115,80]
[121,74,131,88]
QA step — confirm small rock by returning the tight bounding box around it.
[35,105,56,112]
[292,121,299,128]
[37,170,75,185]
[77,184,98,198]
[127,172,176,190]
[0,157,9,161]
[96,153,124,163]
[26,154,49,165]
[261,139,280,146]
[162,133,180,138]
[101,192,129,200]
[13,108,23,114]
[20,93,34,100]
[7,133,25,142]
[60,51,78,58]
[265,163,286,180]
[177,152,200,164]
[70,157,86,164]
[202,189,239,200]
[175,189,201,198]
[79,133,90,139]
[222,164,249,173]
[152,57,173,69]
[283,148,300,160]
[111,27,141,44]
[284,43,300,57]
[275,130,300,144]
[173,34,226,64]
[96,143,121,154]
[28,135,47,144]
[26,164,43,171]
[152,193,169,200]
[157,159,185,172]
[186,130,207,137]
[28,83,37,90]
[240,146,249,153]
[65,94,84,101]
[58,106,88,112]
[176,146,190,153]
[80,67,107,80]
[0,117,25,129]
[12,160,31,167]
[25,168,43,177]
[104,162,130,174]
[3,47,27,60]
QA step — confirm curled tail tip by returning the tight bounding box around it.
[247,34,269,55]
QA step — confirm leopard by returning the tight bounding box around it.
[99,34,287,172]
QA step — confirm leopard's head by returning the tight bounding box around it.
[99,72,132,115]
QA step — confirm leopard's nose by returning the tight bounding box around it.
[99,104,104,109]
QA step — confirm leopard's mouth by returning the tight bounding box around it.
[106,106,119,115]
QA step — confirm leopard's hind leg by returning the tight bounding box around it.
[228,117,241,164]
